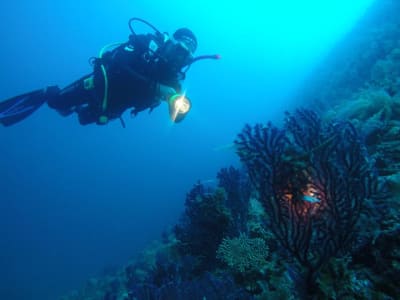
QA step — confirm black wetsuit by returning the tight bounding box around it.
[47,33,184,125]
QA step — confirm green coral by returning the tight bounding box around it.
[326,88,396,123]
[216,233,268,274]
[317,257,373,300]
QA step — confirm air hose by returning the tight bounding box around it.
[97,42,124,124]
[128,17,162,36]
[129,17,221,70]
[96,18,163,124]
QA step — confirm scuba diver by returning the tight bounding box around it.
[0,18,220,127]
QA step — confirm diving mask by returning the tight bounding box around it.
[162,39,193,67]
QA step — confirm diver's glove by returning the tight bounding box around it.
[157,83,176,100]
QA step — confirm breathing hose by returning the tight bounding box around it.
[97,42,124,124]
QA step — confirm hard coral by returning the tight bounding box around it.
[217,233,268,274]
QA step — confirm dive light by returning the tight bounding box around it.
[168,93,191,122]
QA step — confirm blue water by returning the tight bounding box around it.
[0,1,374,299]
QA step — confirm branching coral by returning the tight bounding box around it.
[173,185,232,274]
[235,109,380,297]
[217,166,252,235]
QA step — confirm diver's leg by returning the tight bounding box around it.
[47,76,92,115]
[76,106,100,125]
[0,75,96,126]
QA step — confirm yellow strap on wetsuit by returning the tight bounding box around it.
[83,76,95,90]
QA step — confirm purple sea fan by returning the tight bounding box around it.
[235,109,379,296]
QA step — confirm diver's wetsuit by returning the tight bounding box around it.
[0,24,211,127]
[47,33,184,125]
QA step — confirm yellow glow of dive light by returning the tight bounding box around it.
[169,93,191,122]
[174,96,190,113]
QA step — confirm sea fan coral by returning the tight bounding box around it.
[235,109,379,296]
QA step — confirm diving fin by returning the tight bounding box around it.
[0,89,48,126]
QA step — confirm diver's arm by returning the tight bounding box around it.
[157,83,177,100]
[155,81,191,123]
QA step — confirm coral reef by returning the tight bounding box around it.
[127,272,253,300]
[61,106,398,299]
[217,166,252,235]
[60,1,400,299]
[235,109,381,297]
[297,0,400,109]
[173,184,232,274]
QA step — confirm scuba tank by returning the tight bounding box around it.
[97,17,221,125]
